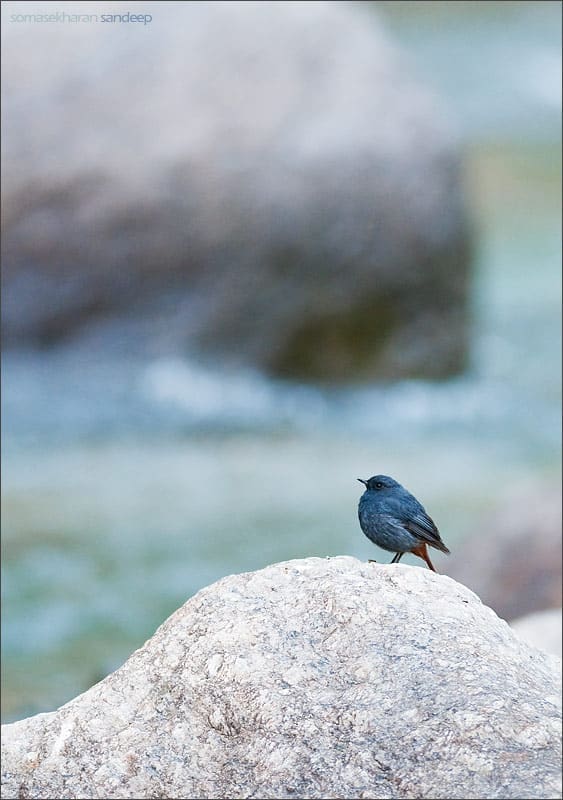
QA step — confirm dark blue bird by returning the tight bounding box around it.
[357,474,450,572]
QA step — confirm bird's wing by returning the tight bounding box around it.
[403,511,450,554]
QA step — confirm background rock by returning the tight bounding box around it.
[448,482,562,621]
[511,608,562,659]
[1,557,561,800]
[1,1,471,380]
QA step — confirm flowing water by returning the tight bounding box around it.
[1,1,561,722]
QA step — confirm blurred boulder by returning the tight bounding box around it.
[1,557,560,800]
[1,1,471,380]
[511,608,562,659]
[448,483,562,621]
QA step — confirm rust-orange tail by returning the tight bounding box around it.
[411,543,437,572]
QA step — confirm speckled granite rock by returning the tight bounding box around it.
[1,557,561,800]
[2,1,471,380]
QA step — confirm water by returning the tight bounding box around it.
[1,1,561,722]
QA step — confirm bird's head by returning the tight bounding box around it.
[357,475,399,491]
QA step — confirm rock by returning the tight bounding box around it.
[448,483,562,621]
[511,608,562,659]
[2,1,471,380]
[1,557,560,800]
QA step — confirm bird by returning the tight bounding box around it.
[357,474,449,572]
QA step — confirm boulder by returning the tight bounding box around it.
[2,1,471,380]
[511,608,562,659]
[1,557,560,800]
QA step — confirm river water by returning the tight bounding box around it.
[1,1,561,721]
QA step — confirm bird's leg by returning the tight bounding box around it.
[412,543,437,572]
[390,552,404,564]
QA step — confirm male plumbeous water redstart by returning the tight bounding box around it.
[357,475,450,572]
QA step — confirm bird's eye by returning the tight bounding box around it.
[375,481,384,489]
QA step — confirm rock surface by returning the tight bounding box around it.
[2,1,471,380]
[1,557,561,800]
[511,608,562,659]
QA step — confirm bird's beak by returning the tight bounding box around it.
[357,478,367,486]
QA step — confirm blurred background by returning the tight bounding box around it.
[1,0,561,722]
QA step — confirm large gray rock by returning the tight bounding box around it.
[1,557,561,800]
[2,1,471,380]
